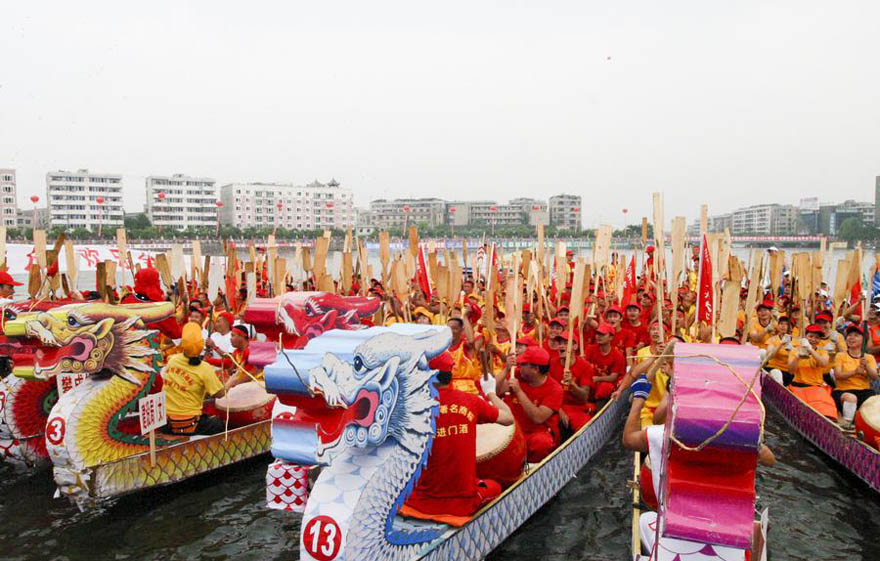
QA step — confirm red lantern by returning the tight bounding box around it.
[489,206,498,212]
[30,195,39,204]
[449,207,457,214]
[572,206,580,212]
[403,205,411,213]
[532,205,541,211]
[216,201,224,208]
[158,192,166,201]
[622,208,628,214]
[96,197,105,204]
[326,202,335,209]
[277,202,283,210]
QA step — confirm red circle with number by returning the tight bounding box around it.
[46,417,66,445]
[303,515,342,561]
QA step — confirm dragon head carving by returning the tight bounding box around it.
[4,302,174,385]
[267,325,451,466]
[245,292,381,348]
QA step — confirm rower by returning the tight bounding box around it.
[548,332,595,431]
[161,323,226,435]
[622,302,650,352]
[497,346,562,462]
[866,303,880,362]
[604,305,634,356]
[832,324,878,428]
[585,323,627,400]
[612,320,672,428]
[747,299,775,349]
[446,317,480,395]
[413,306,435,325]
[764,316,795,386]
[0,270,23,303]
[815,311,845,385]
[403,352,513,519]
[520,303,537,337]
[787,324,830,387]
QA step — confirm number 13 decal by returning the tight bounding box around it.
[303,515,342,561]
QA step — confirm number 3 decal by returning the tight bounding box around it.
[47,417,66,445]
[303,515,342,561]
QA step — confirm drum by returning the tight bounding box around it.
[215,382,276,428]
[855,395,880,449]
[475,422,526,487]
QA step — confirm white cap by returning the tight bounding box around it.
[768,246,779,252]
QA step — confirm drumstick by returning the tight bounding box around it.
[215,347,262,385]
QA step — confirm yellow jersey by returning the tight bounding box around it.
[162,353,225,418]
[748,318,773,349]
[637,346,671,428]
[792,349,830,387]
[766,335,798,371]
[833,352,877,392]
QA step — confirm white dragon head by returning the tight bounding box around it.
[268,325,451,466]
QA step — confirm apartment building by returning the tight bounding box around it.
[146,174,218,230]
[220,179,354,230]
[367,198,447,228]
[0,169,16,227]
[46,169,123,231]
[549,194,582,231]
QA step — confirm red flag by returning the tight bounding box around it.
[850,278,863,319]
[622,255,637,305]
[416,246,433,299]
[697,235,713,325]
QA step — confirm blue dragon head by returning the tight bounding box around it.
[266,325,451,466]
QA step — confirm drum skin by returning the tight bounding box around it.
[476,422,527,487]
[215,382,276,428]
[855,395,880,449]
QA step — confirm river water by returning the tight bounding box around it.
[2,407,879,561]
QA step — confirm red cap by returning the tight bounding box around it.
[606,305,623,316]
[516,335,538,347]
[625,302,643,312]
[757,300,774,310]
[554,330,579,343]
[596,322,616,336]
[522,303,531,312]
[815,311,833,323]
[219,312,235,327]
[805,324,824,335]
[0,271,23,286]
[846,323,865,336]
[557,305,570,313]
[646,246,655,253]
[134,267,164,301]
[429,351,455,373]
[516,346,550,366]
[548,317,565,328]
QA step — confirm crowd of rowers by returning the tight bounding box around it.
[367,252,879,521]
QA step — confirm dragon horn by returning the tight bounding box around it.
[77,302,176,324]
[414,328,453,360]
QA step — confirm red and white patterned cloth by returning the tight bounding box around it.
[266,459,310,512]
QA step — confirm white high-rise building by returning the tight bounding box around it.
[0,169,16,227]
[219,179,354,230]
[47,169,123,231]
[146,174,218,231]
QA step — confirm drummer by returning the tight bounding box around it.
[497,346,563,463]
[224,324,261,389]
[832,324,878,426]
[404,352,514,519]
[161,323,226,435]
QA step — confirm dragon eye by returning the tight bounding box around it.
[353,356,364,372]
[4,310,15,321]
[67,316,80,327]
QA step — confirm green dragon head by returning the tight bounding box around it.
[4,302,174,385]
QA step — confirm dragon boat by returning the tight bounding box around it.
[761,372,880,493]
[3,292,380,507]
[632,343,768,561]
[264,323,625,561]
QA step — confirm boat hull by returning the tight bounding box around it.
[762,373,880,493]
[59,420,271,506]
[413,396,626,560]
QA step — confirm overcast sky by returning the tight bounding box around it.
[2,1,879,228]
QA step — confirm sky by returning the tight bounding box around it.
[2,1,879,229]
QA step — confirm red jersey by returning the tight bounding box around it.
[612,328,636,353]
[585,344,626,382]
[505,376,563,434]
[623,321,650,350]
[548,355,595,405]
[407,387,499,515]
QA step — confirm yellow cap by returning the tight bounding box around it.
[181,322,204,358]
